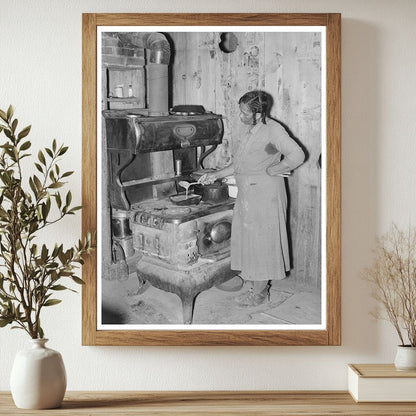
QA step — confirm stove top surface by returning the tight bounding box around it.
[131,196,235,224]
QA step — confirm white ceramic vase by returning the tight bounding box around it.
[10,339,67,409]
[394,345,416,371]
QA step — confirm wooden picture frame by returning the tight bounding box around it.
[82,13,341,346]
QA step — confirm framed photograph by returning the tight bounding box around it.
[82,13,341,346]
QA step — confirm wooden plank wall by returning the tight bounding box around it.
[170,31,322,287]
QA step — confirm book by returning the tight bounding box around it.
[348,364,416,402]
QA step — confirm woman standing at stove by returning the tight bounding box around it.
[199,90,305,307]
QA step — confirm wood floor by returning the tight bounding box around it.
[101,274,321,325]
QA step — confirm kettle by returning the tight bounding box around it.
[197,180,229,203]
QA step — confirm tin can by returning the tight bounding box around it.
[175,159,182,176]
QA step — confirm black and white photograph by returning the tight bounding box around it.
[97,27,326,330]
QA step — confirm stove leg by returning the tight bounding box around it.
[181,295,195,324]
[136,275,150,294]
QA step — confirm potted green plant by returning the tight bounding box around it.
[0,106,94,409]
[363,223,416,370]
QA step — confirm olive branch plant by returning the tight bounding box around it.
[363,223,416,347]
[0,105,94,339]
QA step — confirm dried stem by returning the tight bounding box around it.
[363,223,416,346]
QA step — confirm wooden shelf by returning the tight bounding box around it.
[107,97,140,102]
[1,391,416,415]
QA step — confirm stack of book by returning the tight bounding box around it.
[348,364,416,402]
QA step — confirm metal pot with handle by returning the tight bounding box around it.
[198,180,229,203]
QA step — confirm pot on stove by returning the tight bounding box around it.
[196,181,229,203]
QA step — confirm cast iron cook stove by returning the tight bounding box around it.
[103,106,237,324]
[129,196,235,324]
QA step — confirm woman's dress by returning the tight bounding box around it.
[231,119,304,281]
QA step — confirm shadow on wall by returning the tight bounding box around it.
[341,19,381,355]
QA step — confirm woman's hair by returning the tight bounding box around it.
[238,90,269,125]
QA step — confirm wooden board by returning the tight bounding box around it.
[350,364,416,378]
[82,13,341,346]
[1,391,416,415]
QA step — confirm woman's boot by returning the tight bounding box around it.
[235,280,271,307]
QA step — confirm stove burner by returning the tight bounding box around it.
[164,207,192,216]
[134,200,168,210]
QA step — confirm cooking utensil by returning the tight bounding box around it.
[169,193,202,206]
[199,181,229,203]
[178,180,199,189]
[209,220,232,243]
[170,105,206,115]
[178,180,199,200]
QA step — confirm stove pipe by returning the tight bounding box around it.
[117,32,171,116]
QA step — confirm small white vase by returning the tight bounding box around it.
[10,339,67,409]
[394,345,416,371]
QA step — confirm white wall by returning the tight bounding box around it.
[1,0,416,391]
